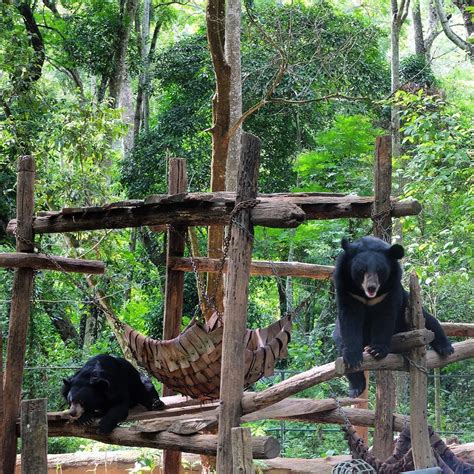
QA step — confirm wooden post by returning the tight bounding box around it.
[407,272,436,469]
[372,135,397,459]
[232,427,254,473]
[162,158,187,474]
[2,156,36,474]
[21,399,48,474]
[216,133,261,472]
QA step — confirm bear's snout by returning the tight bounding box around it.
[68,402,84,419]
[362,272,379,298]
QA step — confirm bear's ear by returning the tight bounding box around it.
[90,377,110,390]
[388,244,404,260]
[341,238,351,251]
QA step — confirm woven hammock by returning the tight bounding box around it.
[116,313,292,399]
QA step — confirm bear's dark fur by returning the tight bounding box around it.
[62,354,165,434]
[333,236,454,397]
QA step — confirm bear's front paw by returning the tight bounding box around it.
[365,344,389,360]
[343,349,363,369]
[431,341,454,356]
[98,419,116,435]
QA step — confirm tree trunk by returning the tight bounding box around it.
[108,0,139,106]
[391,2,401,162]
[224,0,243,192]
[412,0,426,55]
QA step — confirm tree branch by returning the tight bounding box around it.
[433,0,473,57]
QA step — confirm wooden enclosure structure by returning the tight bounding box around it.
[1,138,474,474]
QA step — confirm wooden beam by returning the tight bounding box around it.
[217,133,261,472]
[0,253,105,274]
[232,427,253,473]
[6,193,421,235]
[372,134,395,458]
[441,322,474,338]
[20,399,47,474]
[2,156,36,474]
[169,257,334,279]
[241,339,474,416]
[44,423,280,459]
[407,273,436,469]
[162,158,188,474]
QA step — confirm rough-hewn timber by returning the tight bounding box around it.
[6,193,421,235]
[169,257,334,279]
[0,253,105,274]
[44,424,280,459]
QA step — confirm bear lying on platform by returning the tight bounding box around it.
[62,354,165,434]
[333,236,454,398]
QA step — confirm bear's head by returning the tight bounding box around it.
[62,376,109,419]
[341,237,404,298]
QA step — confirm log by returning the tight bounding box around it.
[6,193,421,235]
[169,257,334,280]
[441,322,474,338]
[372,135,394,458]
[44,423,280,459]
[0,252,105,274]
[232,427,254,473]
[3,156,36,474]
[286,407,409,432]
[243,339,473,416]
[162,158,187,474]
[390,329,434,353]
[407,273,436,469]
[20,399,48,474]
[217,133,261,472]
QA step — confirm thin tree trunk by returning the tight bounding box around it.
[225,0,243,192]
[412,0,426,55]
[425,0,440,59]
[109,0,139,106]
[133,0,152,141]
[391,0,402,162]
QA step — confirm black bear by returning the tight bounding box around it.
[333,236,454,397]
[62,354,165,434]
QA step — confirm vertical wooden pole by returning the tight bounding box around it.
[162,158,187,474]
[231,427,254,474]
[216,133,261,473]
[372,135,396,459]
[2,156,36,474]
[21,399,48,474]
[408,272,436,469]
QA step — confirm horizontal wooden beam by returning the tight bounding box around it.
[242,339,473,415]
[441,322,474,338]
[7,192,421,235]
[0,253,105,274]
[168,257,334,279]
[41,423,280,459]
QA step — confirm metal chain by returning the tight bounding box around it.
[404,356,429,374]
[174,198,260,324]
[328,382,354,431]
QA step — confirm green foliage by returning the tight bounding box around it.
[122,1,389,196]
[293,114,383,194]
[400,54,436,87]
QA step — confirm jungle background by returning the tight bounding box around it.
[0,0,473,463]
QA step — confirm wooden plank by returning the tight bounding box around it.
[20,399,47,474]
[162,158,187,474]
[232,427,254,474]
[217,133,262,472]
[6,194,421,235]
[169,257,334,279]
[407,273,436,469]
[241,339,473,416]
[0,252,105,274]
[372,135,395,459]
[441,322,474,338]
[44,423,280,459]
[3,156,36,474]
